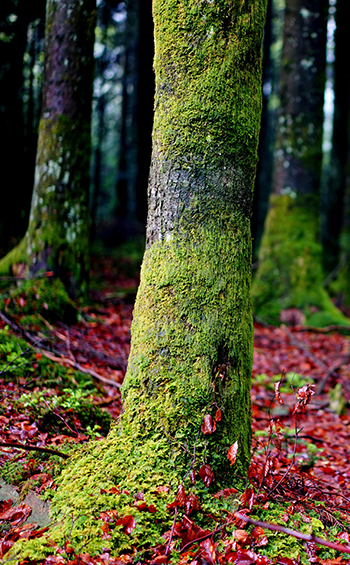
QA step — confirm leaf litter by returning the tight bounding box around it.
[1,261,350,564]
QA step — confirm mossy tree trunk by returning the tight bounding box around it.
[0,0,96,298]
[13,0,267,558]
[252,0,347,326]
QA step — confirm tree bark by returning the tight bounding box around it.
[252,0,347,327]
[13,0,267,558]
[0,0,96,298]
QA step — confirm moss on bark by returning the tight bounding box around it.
[252,194,349,326]
[11,0,267,558]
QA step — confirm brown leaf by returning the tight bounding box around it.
[199,538,216,565]
[201,414,216,435]
[214,408,222,422]
[227,441,239,466]
[198,464,215,487]
[240,488,255,511]
[274,381,284,404]
[213,487,238,499]
[116,515,136,535]
[184,492,201,515]
[272,432,284,451]
[0,503,32,526]
[176,484,186,507]
[233,529,251,546]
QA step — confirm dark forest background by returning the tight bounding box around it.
[1,0,350,318]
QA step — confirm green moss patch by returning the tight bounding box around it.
[252,194,349,326]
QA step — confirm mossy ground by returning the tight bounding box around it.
[252,194,349,326]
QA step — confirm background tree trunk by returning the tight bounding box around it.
[252,0,346,327]
[0,0,96,298]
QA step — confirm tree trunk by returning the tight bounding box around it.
[13,0,267,558]
[323,0,350,289]
[0,0,96,298]
[252,0,346,327]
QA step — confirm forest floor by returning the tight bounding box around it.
[1,251,350,564]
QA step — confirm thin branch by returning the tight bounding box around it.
[0,441,69,459]
[234,511,350,554]
[0,310,121,388]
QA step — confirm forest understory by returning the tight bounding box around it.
[1,252,350,565]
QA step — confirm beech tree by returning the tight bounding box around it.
[252,0,347,327]
[14,0,267,559]
[0,0,96,297]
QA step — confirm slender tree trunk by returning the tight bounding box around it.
[14,1,268,558]
[252,0,346,327]
[0,0,96,298]
[323,0,350,274]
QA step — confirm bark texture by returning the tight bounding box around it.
[0,0,96,297]
[12,0,267,558]
[252,0,347,326]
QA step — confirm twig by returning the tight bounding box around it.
[41,350,121,388]
[0,311,121,388]
[0,441,69,459]
[165,507,178,556]
[234,511,350,554]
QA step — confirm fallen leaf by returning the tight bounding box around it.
[227,441,239,466]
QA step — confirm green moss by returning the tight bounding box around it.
[252,194,349,326]
[153,0,265,169]
[0,277,77,323]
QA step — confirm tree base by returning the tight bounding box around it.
[252,194,349,327]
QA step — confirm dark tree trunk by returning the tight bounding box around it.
[0,0,96,298]
[0,0,45,255]
[323,0,350,274]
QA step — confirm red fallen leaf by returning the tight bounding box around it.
[0,499,13,517]
[136,502,157,513]
[233,529,251,546]
[190,469,196,484]
[240,488,255,510]
[116,515,136,535]
[213,487,238,499]
[227,441,239,466]
[101,523,112,540]
[233,549,256,564]
[0,502,32,526]
[199,538,216,565]
[175,484,187,507]
[173,515,210,548]
[155,485,170,494]
[184,493,201,516]
[151,556,169,564]
[198,464,215,487]
[100,509,119,522]
[201,414,216,435]
[339,531,350,542]
[276,558,296,565]
[215,408,222,422]
[0,540,14,559]
[272,432,284,451]
[274,381,284,404]
[255,556,272,565]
